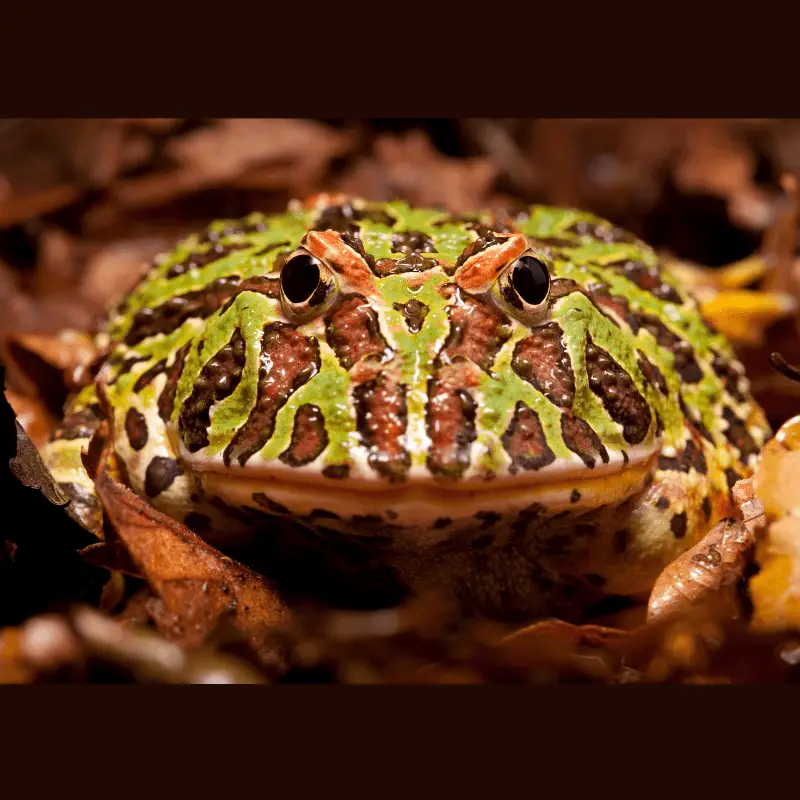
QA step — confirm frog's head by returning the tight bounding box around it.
[162,196,670,518]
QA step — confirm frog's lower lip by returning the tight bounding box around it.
[183,441,659,492]
[200,449,658,528]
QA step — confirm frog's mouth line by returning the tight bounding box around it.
[184,440,660,494]
[197,447,660,522]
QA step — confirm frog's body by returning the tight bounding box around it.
[42,195,770,619]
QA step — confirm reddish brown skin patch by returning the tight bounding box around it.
[455,233,528,294]
[279,404,329,467]
[438,285,512,374]
[325,295,392,370]
[353,373,410,482]
[124,407,148,451]
[179,330,247,453]
[560,412,609,468]
[426,377,477,478]
[501,401,556,474]
[224,323,321,467]
[585,334,651,445]
[302,230,376,297]
[511,324,575,408]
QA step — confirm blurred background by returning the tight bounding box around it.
[2,118,800,426]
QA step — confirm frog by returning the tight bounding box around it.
[40,193,771,621]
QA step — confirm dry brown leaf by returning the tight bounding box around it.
[336,131,497,213]
[4,330,98,410]
[107,119,354,211]
[94,471,291,664]
[79,237,172,310]
[647,517,756,624]
[493,619,628,682]
[3,389,54,449]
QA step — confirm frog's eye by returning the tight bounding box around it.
[279,250,338,322]
[491,253,551,324]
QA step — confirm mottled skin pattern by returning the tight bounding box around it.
[41,194,771,621]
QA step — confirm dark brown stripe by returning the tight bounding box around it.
[223,323,321,467]
[637,354,668,395]
[560,412,609,468]
[179,330,247,453]
[144,456,184,497]
[585,334,651,445]
[393,299,429,333]
[607,259,683,304]
[157,342,192,422]
[657,437,708,474]
[124,407,148,451]
[279,404,329,467]
[165,242,248,279]
[629,311,703,384]
[125,276,241,346]
[501,401,556,474]
[722,406,760,460]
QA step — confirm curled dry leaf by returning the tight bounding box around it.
[4,330,98,412]
[490,619,629,683]
[79,237,173,311]
[4,389,54,449]
[93,471,290,666]
[647,516,756,624]
[336,131,497,213]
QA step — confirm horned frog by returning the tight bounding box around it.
[41,194,771,620]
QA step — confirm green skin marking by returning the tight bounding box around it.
[44,200,769,541]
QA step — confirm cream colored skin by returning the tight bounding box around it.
[41,195,771,618]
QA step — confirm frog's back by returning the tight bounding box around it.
[42,195,770,619]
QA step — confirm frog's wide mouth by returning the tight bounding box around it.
[182,439,659,493]
[193,442,660,526]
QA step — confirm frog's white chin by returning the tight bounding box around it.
[195,443,660,535]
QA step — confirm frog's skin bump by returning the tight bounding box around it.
[41,194,771,620]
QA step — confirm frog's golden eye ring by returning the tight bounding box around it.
[491,252,551,324]
[279,250,339,323]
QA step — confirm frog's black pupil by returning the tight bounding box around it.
[282,254,321,303]
[511,256,549,305]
